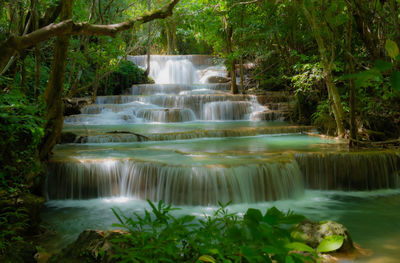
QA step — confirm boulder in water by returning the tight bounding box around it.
[206,75,230,83]
[291,220,355,254]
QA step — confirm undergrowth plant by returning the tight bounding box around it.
[111,200,344,263]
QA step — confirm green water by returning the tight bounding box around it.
[52,133,343,166]
[63,120,290,135]
[42,190,400,263]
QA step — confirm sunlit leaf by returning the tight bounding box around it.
[316,235,344,253]
[198,255,216,263]
[385,40,400,59]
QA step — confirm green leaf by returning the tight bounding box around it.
[375,59,393,72]
[390,71,400,91]
[285,255,296,263]
[245,208,263,223]
[385,40,399,59]
[241,246,259,261]
[285,242,314,253]
[316,235,344,253]
[263,207,283,226]
[198,255,216,263]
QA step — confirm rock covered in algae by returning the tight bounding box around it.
[291,220,355,254]
[49,230,127,263]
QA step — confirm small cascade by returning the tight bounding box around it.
[202,101,253,120]
[47,159,304,205]
[295,151,400,190]
[130,83,230,95]
[136,108,196,122]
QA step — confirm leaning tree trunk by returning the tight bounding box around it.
[39,0,74,161]
[301,1,345,137]
[346,3,357,147]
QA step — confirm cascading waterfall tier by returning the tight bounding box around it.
[51,55,400,206]
[295,151,400,190]
[47,159,304,205]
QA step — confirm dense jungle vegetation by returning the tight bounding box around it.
[0,0,399,262]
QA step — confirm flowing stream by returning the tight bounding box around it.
[43,55,400,262]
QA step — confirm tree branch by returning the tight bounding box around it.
[0,0,180,71]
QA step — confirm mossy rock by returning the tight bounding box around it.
[291,220,355,254]
[49,230,128,263]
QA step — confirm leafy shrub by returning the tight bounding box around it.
[0,86,44,189]
[98,60,149,96]
[111,201,343,262]
[0,81,44,259]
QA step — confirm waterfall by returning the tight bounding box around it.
[128,55,219,84]
[51,55,400,207]
[47,159,304,205]
[295,151,400,190]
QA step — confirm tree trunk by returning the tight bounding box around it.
[239,10,245,94]
[166,19,176,55]
[301,1,345,137]
[146,0,151,76]
[240,57,245,94]
[346,4,357,147]
[33,0,40,97]
[352,0,383,59]
[39,0,74,161]
[226,24,238,94]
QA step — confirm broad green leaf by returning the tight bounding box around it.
[263,207,284,226]
[285,255,296,263]
[245,208,263,223]
[285,242,314,253]
[390,71,400,91]
[316,235,344,253]
[198,255,216,263]
[385,40,399,59]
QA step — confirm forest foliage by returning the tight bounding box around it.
[0,0,399,261]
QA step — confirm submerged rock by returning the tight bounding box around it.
[49,230,127,263]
